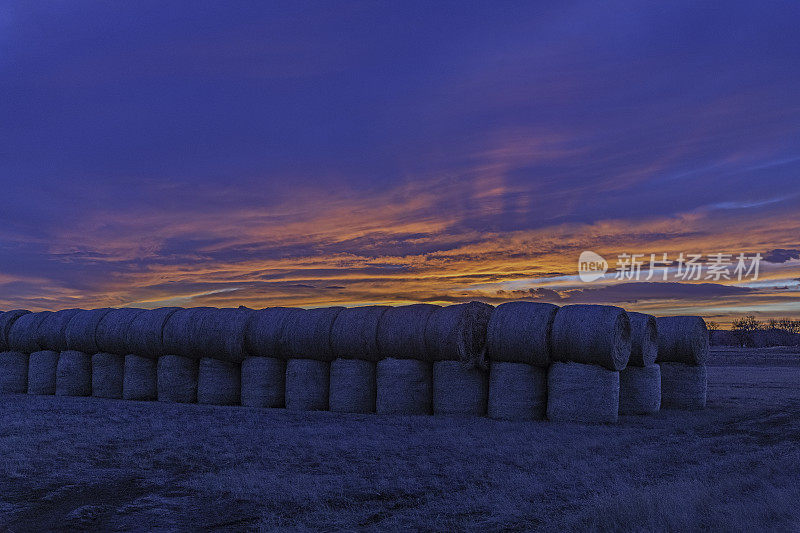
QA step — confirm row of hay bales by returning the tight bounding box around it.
[0,302,708,423]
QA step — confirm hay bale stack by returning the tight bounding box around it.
[627,312,658,367]
[240,357,285,407]
[162,307,215,359]
[551,305,631,371]
[330,306,389,361]
[432,361,488,416]
[619,364,661,415]
[125,307,182,358]
[424,302,494,367]
[660,362,707,410]
[55,350,92,396]
[91,352,125,399]
[0,351,29,394]
[376,358,432,415]
[485,302,558,366]
[376,304,440,360]
[8,311,52,353]
[193,307,253,363]
[285,359,329,411]
[547,362,620,424]
[280,307,343,361]
[36,309,83,352]
[329,358,376,413]
[487,362,547,421]
[197,358,241,405]
[0,310,30,351]
[123,354,158,401]
[244,307,296,359]
[28,350,59,395]
[656,316,709,365]
[157,355,198,403]
[64,308,113,354]
[96,308,146,355]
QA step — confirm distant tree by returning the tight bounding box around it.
[768,318,779,329]
[732,315,761,346]
[706,321,719,332]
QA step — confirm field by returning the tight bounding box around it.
[1,349,799,531]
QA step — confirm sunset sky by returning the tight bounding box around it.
[2,1,799,324]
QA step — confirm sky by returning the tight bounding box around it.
[1,1,799,324]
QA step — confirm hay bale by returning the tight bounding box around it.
[91,352,125,399]
[123,354,158,401]
[547,362,620,424]
[162,307,215,359]
[376,358,432,415]
[64,308,113,354]
[96,308,146,355]
[432,361,488,416]
[285,359,329,411]
[627,312,658,367]
[0,310,30,351]
[157,355,198,403]
[240,357,285,407]
[28,350,59,395]
[55,350,92,396]
[197,358,241,405]
[244,307,296,358]
[659,362,707,410]
[376,303,440,360]
[487,362,547,420]
[194,307,253,363]
[656,316,709,365]
[424,302,494,367]
[551,305,631,371]
[485,302,558,367]
[0,351,29,394]
[619,364,661,415]
[35,309,83,352]
[8,311,52,353]
[125,307,182,358]
[330,306,390,361]
[280,307,343,361]
[329,358,376,413]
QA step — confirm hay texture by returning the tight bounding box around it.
[547,362,620,424]
[376,358,432,415]
[659,362,707,410]
[35,309,83,352]
[619,364,661,415]
[64,308,113,354]
[424,302,494,368]
[197,358,241,405]
[280,307,343,362]
[0,310,30,351]
[240,357,285,408]
[55,350,92,397]
[432,361,488,416]
[0,351,29,394]
[162,307,215,359]
[485,302,558,367]
[487,362,547,421]
[285,359,329,411]
[157,355,198,403]
[123,354,158,401]
[551,305,631,371]
[92,352,125,399]
[28,350,59,395]
[627,312,658,367]
[330,306,389,362]
[376,304,440,361]
[244,307,296,359]
[329,358,376,413]
[8,311,52,353]
[656,316,709,365]
[125,307,182,359]
[96,308,146,355]
[193,307,253,363]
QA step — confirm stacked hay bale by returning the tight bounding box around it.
[241,307,294,407]
[159,308,212,403]
[0,310,30,352]
[93,308,146,399]
[157,355,198,403]
[198,358,241,405]
[92,352,125,399]
[376,358,431,415]
[36,309,83,352]
[656,316,709,410]
[123,307,180,401]
[64,309,113,354]
[193,308,251,406]
[619,312,661,415]
[56,350,92,396]
[0,310,32,394]
[8,311,52,354]
[285,358,329,411]
[28,350,60,395]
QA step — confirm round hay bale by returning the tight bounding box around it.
[0,310,30,351]
[551,305,631,371]
[0,351,29,394]
[8,311,52,353]
[330,306,390,362]
[125,307,182,358]
[280,307,343,362]
[656,316,709,365]
[96,308,146,355]
[91,352,125,399]
[424,302,494,367]
[547,362,620,424]
[376,304,440,360]
[55,350,92,397]
[487,362,547,421]
[35,309,83,352]
[485,302,558,367]
[123,354,158,401]
[197,358,241,405]
[433,361,488,416]
[244,307,297,358]
[329,358,376,413]
[285,359,329,411]
[193,307,253,363]
[376,358,432,415]
[627,312,658,367]
[619,364,661,415]
[162,307,216,359]
[659,362,707,410]
[28,350,59,395]
[240,357,285,407]
[157,355,198,403]
[64,309,113,354]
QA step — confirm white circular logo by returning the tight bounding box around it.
[578,251,608,282]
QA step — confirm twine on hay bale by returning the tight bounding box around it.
[240,357,285,408]
[96,308,146,355]
[0,351,29,394]
[330,306,390,362]
[656,316,709,366]
[125,307,182,359]
[659,362,707,410]
[8,311,52,353]
[0,310,30,351]
[376,358,432,415]
[424,302,494,368]
[197,358,241,405]
[162,307,215,359]
[36,309,83,352]
[627,312,658,367]
[123,354,158,401]
[56,350,92,397]
[64,309,113,354]
[619,364,661,415]
[376,303,440,361]
[487,362,547,421]
[92,352,125,399]
[432,360,488,416]
[329,358,376,413]
[547,362,620,424]
[485,302,558,367]
[551,304,631,371]
[244,307,296,359]
[157,355,198,403]
[194,307,253,363]
[285,359,329,411]
[280,307,343,362]
[28,350,59,395]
